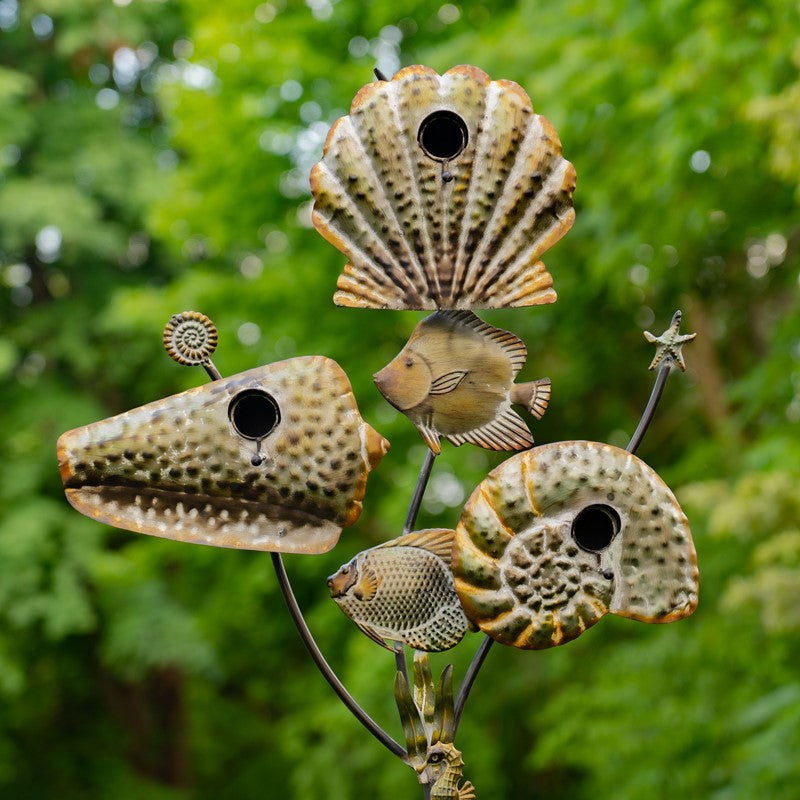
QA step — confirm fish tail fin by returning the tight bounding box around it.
[511,378,551,420]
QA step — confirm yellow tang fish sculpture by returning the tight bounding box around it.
[57,357,389,555]
[327,529,470,652]
[373,310,550,453]
[452,441,699,649]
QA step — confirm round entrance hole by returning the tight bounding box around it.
[417,110,469,162]
[228,389,281,441]
[571,504,621,553]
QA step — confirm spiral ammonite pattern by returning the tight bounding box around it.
[163,311,218,366]
[453,441,699,650]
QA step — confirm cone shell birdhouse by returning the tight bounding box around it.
[57,357,389,554]
[311,65,576,310]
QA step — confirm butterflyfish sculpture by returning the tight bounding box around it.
[373,310,550,453]
[328,529,469,651]
[310,65,576,310]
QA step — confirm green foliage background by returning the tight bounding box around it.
[1,0,799,797]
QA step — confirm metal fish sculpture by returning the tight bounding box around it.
[452,441,699,649]
[373,310,550,453]
[310,65,576,310]
[327,529,469,651]
[57,357,390,554]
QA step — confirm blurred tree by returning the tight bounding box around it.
[1,0,798,798]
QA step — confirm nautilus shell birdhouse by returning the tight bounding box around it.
[311,65,576,310]
[57,355,389,554]
[452,441,699,649]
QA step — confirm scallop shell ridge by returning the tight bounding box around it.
[452,441,699,650]
[311,65,576,310]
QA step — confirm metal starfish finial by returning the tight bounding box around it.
[643,310,697,371]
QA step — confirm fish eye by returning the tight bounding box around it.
[405,358,414,368]
[571,504,621,553]
[428,753,443,763]
[228,389,281,441]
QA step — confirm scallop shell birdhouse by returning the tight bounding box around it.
[311,65,576,310]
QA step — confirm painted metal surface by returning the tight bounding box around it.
[310,64,575,310]
[395,654,476,799]
[374,310,549,453]
[328,529,469,652]
[453,440,699,649]
[57,356,389,553]
[644,310,697,371]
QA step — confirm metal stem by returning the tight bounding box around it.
[626,309,680,455]
[202,358,222,381]
[394,641,409,690]
[626,362,672,455]
[270,552,407,761]
[453,635,494,733]
[403,448,437,534]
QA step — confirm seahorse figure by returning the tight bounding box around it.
[394,653,477,798]
[420,742,476,799]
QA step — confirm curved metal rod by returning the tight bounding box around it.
[202,359,222,381]
[403,448,437,534]
[190,334,405,760]
[453,635,493,731]
[452,317,680,735]
[270,552,407,760]
[626,362,672,455]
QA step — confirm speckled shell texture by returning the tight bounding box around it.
[57,357,389,554]
[453,441,699,649]
[311,65,576,310]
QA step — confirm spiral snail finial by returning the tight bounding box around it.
[163,311,218,366]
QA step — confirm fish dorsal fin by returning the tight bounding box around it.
[446,406,533,451]
[435,310,527,375]
[355,620,394,650]
[377,528,455,567]
[353,565,380,601]
[429,370,468,395]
